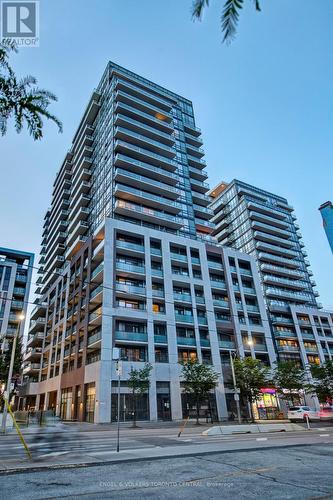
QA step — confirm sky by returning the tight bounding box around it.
[1,0,332,309]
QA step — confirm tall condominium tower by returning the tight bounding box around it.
[319,201,333,254]
[210,180,333,369]
[0,247,33,350]
[21,63,277,423]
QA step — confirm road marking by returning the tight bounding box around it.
[319,434,330,437]
[256,437,268,441]
[180,439,192,442]
[317,428,327,431]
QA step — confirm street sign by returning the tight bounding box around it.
[116,361,122,376]
[234,394,240,401]
[112,347,120,360]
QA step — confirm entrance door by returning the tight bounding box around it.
[156,382,171,420]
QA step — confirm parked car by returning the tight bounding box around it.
[287,406,320,422]
[319,406,333,422]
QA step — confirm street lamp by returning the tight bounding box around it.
[229,350,241,424]
[1,311,25,434]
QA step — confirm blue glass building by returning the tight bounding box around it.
[319,201,333,253]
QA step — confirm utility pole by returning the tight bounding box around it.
[229,350,241,424]
[1,312,25,434]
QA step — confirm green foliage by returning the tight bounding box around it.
[192,0,261,43]
[181,359,219,423]
[0,40,62,140]
[310,360,333,403]
[127,363,152,426]
[233,356,269,404]
[0,336,23,410]
[272,361,307,404]
[128,363,153,395]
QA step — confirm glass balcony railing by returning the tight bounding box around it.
[116,239,145,253]
[88,330,102,345]
[154,334,168,344]
[115,141,177,169]
[116,113,174,141]
[210,280,227,289]
[197,316,208,325]
[207,261,223,270]
[115,331,148,342]
[170,252,187,262]
[115,153,178,180]
[91,263,104,280]
[115,283,146,295]
[173,293,192,302]
[116,261,145,274]
[116,168,180,195]
[177,336,196,346]
[218,340,236,349]
[151,268,163,277]
[213,299,229,308]
[90,285,103,300]
[175,313,194,324]
[200,338,210,347]
[116,183,181,210]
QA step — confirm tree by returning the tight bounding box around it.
[181,359,219,424]
[192,0,261,44]
[310,360,333,404]
[272,361,307,406]
[233,356,269,422]
[0,40,62,140]
[0,335,23,411]
[127,363,152,428]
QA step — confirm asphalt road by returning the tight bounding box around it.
[1,444,333,499]
[1,421,333,469]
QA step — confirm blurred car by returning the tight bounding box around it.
[319,406,333,421]
[287,406,320,422]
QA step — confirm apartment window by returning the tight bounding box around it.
[155,347,168,363]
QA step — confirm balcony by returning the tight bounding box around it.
[253,343,267,352]
[213,299,229,309]
[90,285,103,302]
[187,154,206,170]
[115,141,177,171]
[260,263,305,279]
[175,313,194,324]
[256,241,299,258]
[258,252,300,269]
[29,317,46,334]
[247,201,287,221]
[115,90,173,121]
[87,329,102,348]
[115,101,173,133]
[114,126,176,158]
[115,183,181,214]
[207,260,223,271]
[115,113,175,145]
[116,239,144,254]
[154,334,168,344]
[197,316,208,326]
[265,287,312,303]
[219,340,236,349]
[115,331,148,343]
[263,275,307,290]
[192,191,211,205]
[174,293,192,303]
[253,230,295,249]
[114,200,183,229]
[177,336,196,346]
[189,166,208,182]
[186,142,205,158]
[210,280,227,290]
[65,234,88,259]
[184,122,202,137]
[27,332,44,347]
[193,204,213,219]
[277,344,300,352]
[23,363,41,374]
[115,168,180,199]
[274,330,297,338]
[151,268,163,277]
[170,252,187,262]
[116,261,145,275]
[115,283,146,296]
[190,177,209,194]
[91,262,104,281]
[115,154,178,184]
[116,78,174,110]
